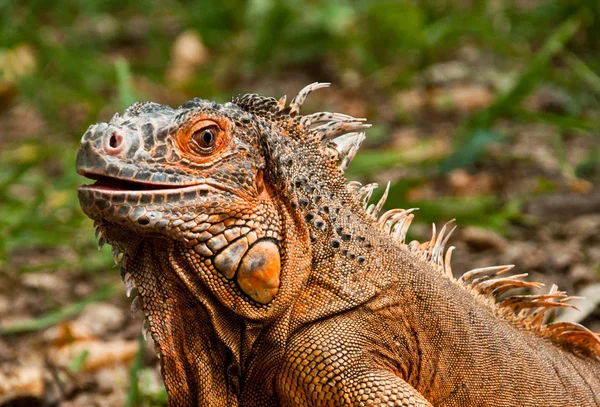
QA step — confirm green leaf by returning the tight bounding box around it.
[565,52,600,96]
[440,129,504,173]
[125,334,146,407]
[465,13,582,130]
[441,13,582,172]
[115,58,136,109]
[68,350,90,373]
[512,109,599,133]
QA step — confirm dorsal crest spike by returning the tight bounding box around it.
[458,265,515,285]
[332,132,365,158]
[277,95,287,111]
[443,246,455,278]
[377,208,407,228]
[343,172,600,357]
[392,210,416,243]
[357,183,378,206]
[311,119,371,141]
[373,181,391,218]
[300,111,361,127]
[289,82,331,115]
[431,220,456,267]
[347,181,363,193]
[339,132,365,172]
[544,322,600,356]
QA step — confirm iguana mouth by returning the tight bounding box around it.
[78,172,244,201]
[77,172,240,214]
[81,173,183,192]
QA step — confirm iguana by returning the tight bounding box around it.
[76,83,600,406]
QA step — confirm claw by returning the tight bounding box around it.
[112,247,121,265]
[130,296,141,316]
[124,273,135,298]
[97,236,106,251]
[142,319,150,341]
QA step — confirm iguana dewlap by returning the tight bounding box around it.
[76,84,600,406]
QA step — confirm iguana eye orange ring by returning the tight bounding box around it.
[177,117,229,157]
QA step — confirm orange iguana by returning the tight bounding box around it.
[76,83,600,406]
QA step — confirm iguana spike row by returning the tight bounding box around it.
[377,207,417,244]
[475,274,542,299]
[357,183,378,208]
[410,221,456,270]
[545,321,600,355]
[355,180,600,357]
[430,220,456,268]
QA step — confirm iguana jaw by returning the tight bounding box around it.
[77,173,233,234]
[81,172,184,191]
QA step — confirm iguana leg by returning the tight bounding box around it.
[278,319,433,406]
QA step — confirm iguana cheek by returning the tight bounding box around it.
[236,239,281,304]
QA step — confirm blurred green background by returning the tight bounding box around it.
[0,0,599,405]
[1,0,599,267]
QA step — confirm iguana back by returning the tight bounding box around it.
[76,83,600,406]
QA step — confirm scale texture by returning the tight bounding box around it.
[76,84,600,406]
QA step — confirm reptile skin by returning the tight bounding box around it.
[76,84,600,406]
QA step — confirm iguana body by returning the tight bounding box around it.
[76,84,600,406]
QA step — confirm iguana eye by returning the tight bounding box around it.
[191,126,219,152]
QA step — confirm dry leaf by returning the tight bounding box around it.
[0,366,45,404]
[50,339,139,372]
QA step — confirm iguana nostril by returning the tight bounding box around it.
[109,133,119,148]
[105,130,125,154]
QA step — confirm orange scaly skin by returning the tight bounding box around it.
[76,84,600,406]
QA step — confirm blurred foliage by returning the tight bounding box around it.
[0,0,598,264]
[0,1,599,402]
[0,284,119,334]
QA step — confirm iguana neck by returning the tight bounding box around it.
[255,118,398,328]
[287,201,401,329]
[126,239,242,405]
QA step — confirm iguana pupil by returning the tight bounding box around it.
[192,126,217,150]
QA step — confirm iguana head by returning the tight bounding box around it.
[76,83,370,322]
